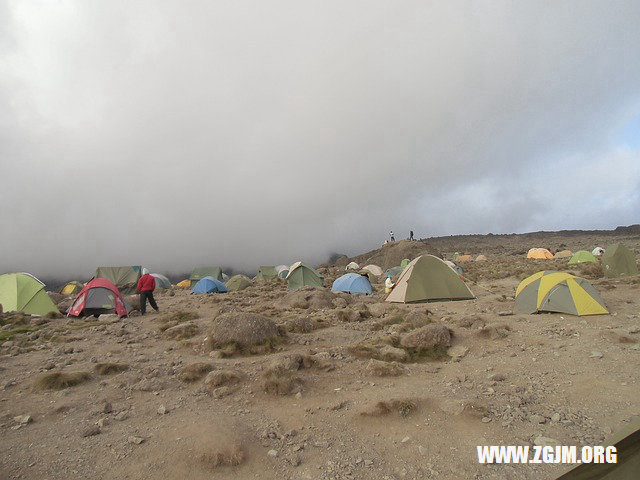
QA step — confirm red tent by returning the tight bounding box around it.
[68,278,129,317]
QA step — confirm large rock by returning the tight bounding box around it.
[208,313,279,349]
[334,256,350,268]
[400,324,451,349]
[379,345,408,362]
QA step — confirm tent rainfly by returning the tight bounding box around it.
[95,266,142,294]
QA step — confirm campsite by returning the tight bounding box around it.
[1,229,639,480]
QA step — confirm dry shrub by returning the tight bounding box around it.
[204,369,245,388]
[94,362,129,375]
[458,315,486,329]
[199,444,245,469]
[283,317,316,333]
[365,359,405,377]
[45,310,62,319]
[371,314,405,331]
[347,336,397,360]
[578,262,604,279]
[478,323,511,340]
[360,398,418,418]
[163,322,199,339]
[170,310,200,322]
[206,313,280,352]
[261,366,303,395]
[179,363,214,382]
[336,305,371,323]
[34,371,91,391]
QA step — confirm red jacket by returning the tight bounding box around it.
[137,274,156,292]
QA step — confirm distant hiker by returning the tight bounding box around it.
[385,274,395,294]
[137,268,159,315]
[390,230,395,242]
[409,230,414,241]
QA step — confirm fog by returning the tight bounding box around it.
[1,1,639,280]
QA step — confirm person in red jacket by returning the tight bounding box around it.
[137,268,159,315]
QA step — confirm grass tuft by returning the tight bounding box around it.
[33,371,91,391]
[94,362,129,375]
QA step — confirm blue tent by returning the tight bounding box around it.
[192,276,228,294]
[331,273,372,295]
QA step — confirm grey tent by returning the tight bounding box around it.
[95,266,141,294]
[151,274,171,289]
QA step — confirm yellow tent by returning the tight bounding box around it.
[554,249,572,258]
[176,279,190,288]
[527,248,554,259]
[475,255,487,261]
[515,271,608,316]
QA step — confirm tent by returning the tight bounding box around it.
[400,258,410,268]
[331,273,372,295]
[60,281,84,296]
[475,255,488,261]
[553,250,572,259]
[286,262,324,290]
[226,274,252,291]
[362,264,383,276]
[275,265,289,274]
[176,279,190,288]
[221,272,229,282]
[345,262,360,270]
[515,271,607,316]
[444,260,464,276]
[151,274,171,289]
[67,278,129,318]
[386,255,475,303]
[568,250,597,265]
[277,269,289,279]
[190,267,223,287]
[527,248,554,259]
[192,276,228,294]
[384,266,404,278]
[95,266,141,294]
[555,417,640,480]
[602,243,638,278]
[256,266,278,281]
[592,246,605,256]
[0,273,59,316]
[456,254,472,262]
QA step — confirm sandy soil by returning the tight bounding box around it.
[1,233,639,480]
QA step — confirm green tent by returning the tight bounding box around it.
[256,266,278,282]
[400,258,410,268]
[602,244,638,278]
[568,250,597,265]
[556,417,640,480]
[0,273,59,316]
[384,266,404,278]
[226,275,252,291]
[190,267,223,287]
[386,255,475,303]
[286,262,324,290]
[95,266,141,294]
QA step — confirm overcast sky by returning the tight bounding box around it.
[1,0,639,279]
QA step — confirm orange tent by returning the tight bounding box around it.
[527,248,554,260]
[457,255,472,261]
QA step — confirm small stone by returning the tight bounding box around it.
[590,351,603,359]
[128,436,145,445]
[13,415,33,425]
[481,417,492,423]
[401,436,410,443]
[551,413,561,422]
[82,425,101,437]
[529,414,546,424]
[497,311,513,316]
[97,418,109,428]
[102,402,113,414]
[489,373,506,382]
[267,449,278,458]
[157,405,168,415]
[295,392,302,399]
[447,345,468,361]
[418,446,426,456]
[534,436,559,447]
[114,411,128,421]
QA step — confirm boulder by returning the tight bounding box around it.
[400,324,451,349]
[208,313,279,349]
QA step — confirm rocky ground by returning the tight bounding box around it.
[1,232,639,480]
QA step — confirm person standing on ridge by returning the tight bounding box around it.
[390,230,395,241]
[409,230,414,241]
[137,268,159,315]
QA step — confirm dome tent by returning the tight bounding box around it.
[592,247,605,256]
[400,258,410,267]
[345,262,360,270]
[256,266,278,281]
[386,255,474,304]
[554,250,572,259]
[60,281,84,296]
[192,276,227,294]
[286,262,323,290]
[176,279,190,288]
[67,278,129,318]
[331,273,372,295]
[527,248,554,259]
[568,250,597,265]
[362,264,383,276]
[0,273,59,316]
[151,274,171,289]
[226,275,252,291]
[515,271,607,316]
[95,266,141,294]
